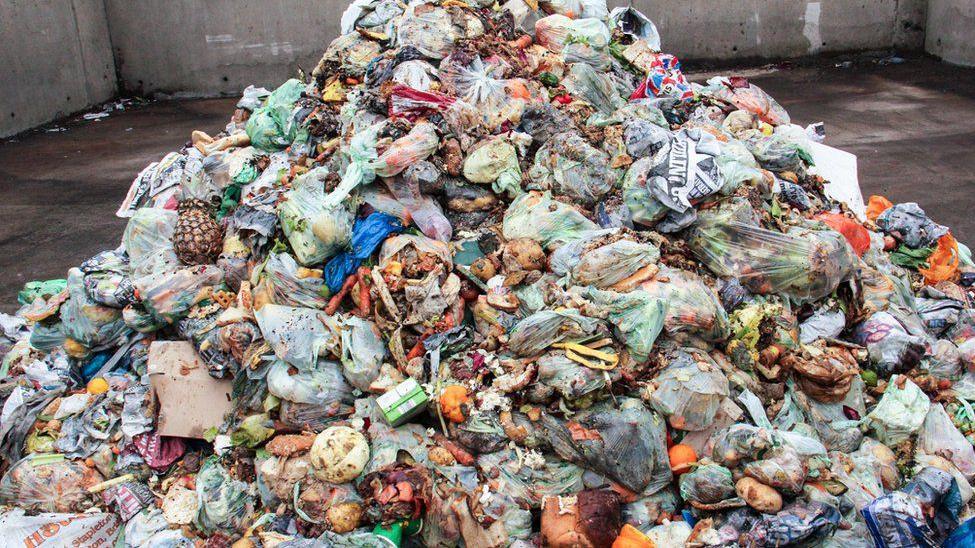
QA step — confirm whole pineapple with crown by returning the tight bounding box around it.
[173,198,223,265]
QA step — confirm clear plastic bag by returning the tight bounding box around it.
[396,4,483,60]
[527,131,617,206]
[609,7,660,47]
[623,157,670,226]
[536,351,607,399]
[278,171,353,266]
[865,375,931,446]
[254,304,342,372]
[639,266,731,343]
[702,76,791,126]
[386,169,452,242]
[195,457,255,535]
[741,502,840,547]
[678,464,739,508]
[535,16,610,52]
[476,449,584,508]
[562,62,625,115]
[463,136,522,198]
[624,118,671,159]
[137,265,225,323]
[580,287,666,362]
[508,309,603,357]
[267,359,354,406]
[648,349,730,431]
[340,317,387,392]
[122,208,179,280]
[854,311,928,377]
[918,403,975,480]
[0,454,102,513]
[539,398,672,493]
[502,191,598,249]
[258,253,328,309]
[541,0,608,19]
[686,199,855,301]
[742,128,812,172]
[569,240,659,289]
[742,445,806,495]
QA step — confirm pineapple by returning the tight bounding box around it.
[173,199,223,265]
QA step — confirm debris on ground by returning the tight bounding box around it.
[1,0,974,545]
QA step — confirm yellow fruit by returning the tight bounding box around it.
[86,377,109,395]
[64,338,89,359]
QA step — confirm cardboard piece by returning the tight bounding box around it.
[148,341,233,439]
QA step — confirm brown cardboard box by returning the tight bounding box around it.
[148,341,233,438]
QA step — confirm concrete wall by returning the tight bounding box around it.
[0,0,950,137]
[0,0,117,137]
[926,0,975,67]
[632,0,927,60]
[103,0,928,97]
[104,0,341,96]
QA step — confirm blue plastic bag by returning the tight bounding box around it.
[323,212,403,293]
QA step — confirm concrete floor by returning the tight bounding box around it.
[0,56,973,312]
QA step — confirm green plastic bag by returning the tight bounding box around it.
[17,279,66,305]
[245,79,307,151]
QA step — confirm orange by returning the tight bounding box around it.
[439,385,470,423]
[668,444,697,475]
[86,377,109,395]
[612,524,655,548]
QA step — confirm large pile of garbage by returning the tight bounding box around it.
[2,1,975,546]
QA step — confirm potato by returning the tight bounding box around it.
[736,477,782,514]
[326,502,363,533]
[502,238,546,271]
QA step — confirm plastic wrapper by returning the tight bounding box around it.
[527,131,616,206]
[0,455,102,513]
[79,249,136,308]
[864,375,931,446]
[630,53,694,102]
[278,171,353,266]
[687,199,855,301]
[195,457,255,535]
[678,464,740,509]
[254,304,342,372]
[639,266,731,343]
[862,467,962,548]
[539,398,672,493]
[648,349,730,431]
[854,311,928,376]
[508,309,602,357]
[876,202,948,249]
[476,449,584,508]
[267,358,354,406]
[646,128,723,213]
[918,403,975,480]
[258,253,328,309]
[741,501,840,547]
[702,76,790,126]
[502,191,598,249]
[59,268,128,349]
[0,509,121,547]
[245,79,306,151]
